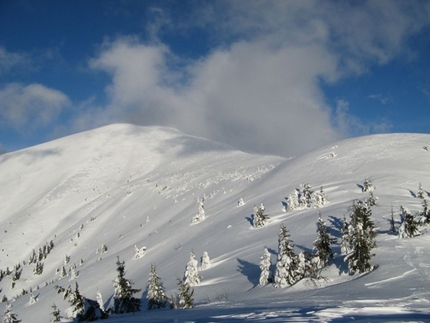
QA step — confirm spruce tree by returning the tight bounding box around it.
[184,251,201,287]
[313,211,336,267]
[112,257,141,314]
[51,303,62,323]
[417,183,425,199]
[33,261,43,275]
[146,264,167,310]
[399,206,418,238]
[274,224,299,287]
[340,214,350,255]
[421,199,430,224]
[252,203,269,228]
[176,278,194,309]
[363,178,373,192]
[346,201,376,274]
[259,248,272,286]
[2,302,20,323]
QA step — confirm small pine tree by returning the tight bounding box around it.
[390,205,396,233]
[259,248,272,286]
[313,211,337,267]
[346,201,376,274]
[417,183,425,199]
[3,302,21,323]
[33,261,43,275]
[399,206,418,238]
[112,257,141,314]
[69,282,85,318]
[184,251,201,287]
[340,215,350,255]
[176,278,194,309]
[201,251,210,270]
[421,199,430,225]
[191,198,206,224]
[286,189,300,211]
[274,224,299,287]
[363,178,373,192]
[51,303,62,323]
[252,203,269,228]
[146,264,167,310]
[367,191,377,206]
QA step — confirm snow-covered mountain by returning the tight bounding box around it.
[1,124,430,322]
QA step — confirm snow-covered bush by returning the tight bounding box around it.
[362,178,374,192]
[134,245,147,259]
[252,203,269,228]
[237,198,245,207]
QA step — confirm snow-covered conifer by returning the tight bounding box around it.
[296,252,312,280]
[259,248,272,286]
[390,205,396,233]
[112,257,141,314]
[346,201,376,274]
[96,290,104,311]
[313,211,336,267]
[33,261,43,275]
[146,264,167,310]
[29,292,37,304]
[69,282,85,319]
[417,183,425,199]
[176,278,194,309]
[201,251,210,270]
[252,203,269,228]
[399,206,418,238]
[422,199,430,224]
[274,224,299,287]
[363,178,373,192]
[312,187,327,208]
[51,303,62,323]
[340,215,350,255]
[286,189,300,211]
[3,302,21,323]
[367,191,377,206]
[237,198,245,207]
[184,251,201,286]
[191,198,206,224]
[59,266,67,279]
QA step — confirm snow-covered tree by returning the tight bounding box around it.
[237,198,245,207]
[363,178,373,192]
[313,211,336,267]
[69,282,85,319]
[286,189,300,211]
[367,191,377,206]
[29,292,37,304]
[112,257,141,314]
[3,302,21,323]
[312,187,327,208]
[201,251,210,270]
[33,261,43,275]
[51,303,62,323]
[390,205,396,233]
[274,224,299,287]
[340,215,350,255]
[59,266,67,279]
[346,201,376,274]
[184,251,201,287]
[421,199,430,224]
[252,203,269,228]
[176,278,194,309]
[191,198,206,224]
[399,206,418,238]
[301,183,314,207]
[96,290,104,311]
[146,264,167,310]
[417,183,425,199]
[259,248,272,286]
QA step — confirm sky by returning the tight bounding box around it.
[0,0,430,157]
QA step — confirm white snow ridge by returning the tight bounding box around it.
[1,124,430,322]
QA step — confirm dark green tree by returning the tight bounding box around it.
[112,257,141,314]
[313,211,337,267]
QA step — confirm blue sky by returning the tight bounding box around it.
[1,0,429,156]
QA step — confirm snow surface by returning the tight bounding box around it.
[1,123,430,322]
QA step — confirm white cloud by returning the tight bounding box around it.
[0,47,31,76]
[83,1,429,156]
[0,83,70,131]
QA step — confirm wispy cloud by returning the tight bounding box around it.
[0,83,70,132]
[368,94,392,105]
[0,47,31,76]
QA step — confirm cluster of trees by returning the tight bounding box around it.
[284,184,327,211]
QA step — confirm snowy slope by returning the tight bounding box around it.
[0,124,430,322]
